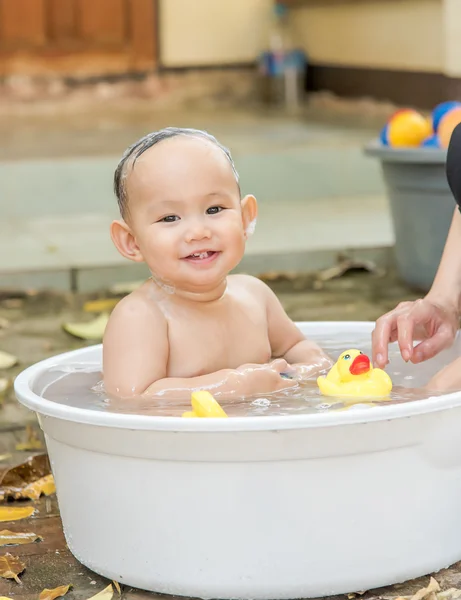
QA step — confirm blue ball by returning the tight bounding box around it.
[432,101,461,132]
[421,134,440,148]
[380,124,389,145]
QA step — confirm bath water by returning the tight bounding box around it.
[35,330,451,417]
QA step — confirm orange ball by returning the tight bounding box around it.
[438,106,461,148]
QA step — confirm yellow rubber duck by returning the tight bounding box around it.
[182,390,228,418]
[317,349,392,398]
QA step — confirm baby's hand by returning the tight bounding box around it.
[236,359,298,396]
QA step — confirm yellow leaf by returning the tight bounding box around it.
[15,425,43,451]
[0,596,14,600]
[62,313,110,341]
[39,584,72,600]
[0,378,10,395]
[83,299,118,313]
[0,553,25,584]
[22,475,55,500]
[112,581,121,596]
[0,506,35,522]
[0,351,18,370]
[0,454,12,462]
[86,584,114,600]
[0,530,41,546]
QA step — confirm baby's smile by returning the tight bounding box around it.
[182,250,221,265]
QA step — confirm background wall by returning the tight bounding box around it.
[289,0,443,73]
[159,0,273,66]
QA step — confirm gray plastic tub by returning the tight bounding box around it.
[365,142,453,291]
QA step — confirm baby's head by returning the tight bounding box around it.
[110,128,257,293]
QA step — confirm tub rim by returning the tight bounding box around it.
[14,321,461,432]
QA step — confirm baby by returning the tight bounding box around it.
[103,127,332,400]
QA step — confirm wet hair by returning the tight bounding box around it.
[113,127,240,219]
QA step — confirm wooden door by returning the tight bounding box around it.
[0,0,158,77]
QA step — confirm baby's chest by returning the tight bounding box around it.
[166,308,271,377]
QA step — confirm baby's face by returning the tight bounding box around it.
[125,136,248,292]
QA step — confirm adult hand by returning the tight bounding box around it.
[372,298,459,368]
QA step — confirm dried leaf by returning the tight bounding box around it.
[0,351,18,370]
[15,425,43,451]
[112,581,121,596]
[0,596,14,600]
[0,317,10,330]
[22,475,55,500]
[110,280,144,294]
[410,578,441,600]
[39,584,72,600]
[86,584,114,600]
[0,454,51,501]
[84,299,118,313]
[62,313,110,341]
[316,259,382,282]
[0,506,35,522]
[0,378,10,395]
[0,530,41,546]
[0,553,25,584]
[439,589,461,600]
[0,454,11,462]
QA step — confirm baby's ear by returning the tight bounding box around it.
[241,194,258,238]
[110,220,144,263]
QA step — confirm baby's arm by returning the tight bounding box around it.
[252,278,333,377]
[425,356,461,392]
[103,294,295,400]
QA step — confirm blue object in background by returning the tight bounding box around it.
[432,101,461,133]
[258,49,307,78]
[380,125,389,146]
[421,134,440,148]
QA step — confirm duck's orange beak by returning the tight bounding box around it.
[349,354,371,375]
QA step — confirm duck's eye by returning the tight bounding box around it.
[343,354,351,360]
[359,351,363,355]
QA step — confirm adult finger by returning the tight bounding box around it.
[411,326,455,363]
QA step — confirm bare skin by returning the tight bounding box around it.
[103,134,332,400]
[372,208,461,392]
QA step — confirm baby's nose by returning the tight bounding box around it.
[185,218,211,242]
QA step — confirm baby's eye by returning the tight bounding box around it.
[207,206,223,215]
[159,215,179,223]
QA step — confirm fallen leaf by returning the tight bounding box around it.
[0,506,35,522]
[15,425,43,451]
[0,553,25,583]
[112,581,121,596]
[0,454,11,462]
[87,584,114,600]
[84,298,118,313]
[0,351,18,370]
[62,313,110,341]
[0,454,51,501]
[22,475,56,500]
[316,258,382,282]
[0,378,10,395]
[439,589,461,600]
[0,596,14,599]
[0,318,9,329]
[110,280,144,294]
[410,578,441,600]
[0,530,41,546]
[39,584,72,600]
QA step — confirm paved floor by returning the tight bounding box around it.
[0,105,394,291]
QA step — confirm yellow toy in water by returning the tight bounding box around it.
[182,390,228,418]
[317,349,392,398]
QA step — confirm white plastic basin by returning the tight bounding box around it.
[14,321,461,600]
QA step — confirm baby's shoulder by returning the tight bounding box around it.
[109,285,166,326]
[227,274,271,299]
